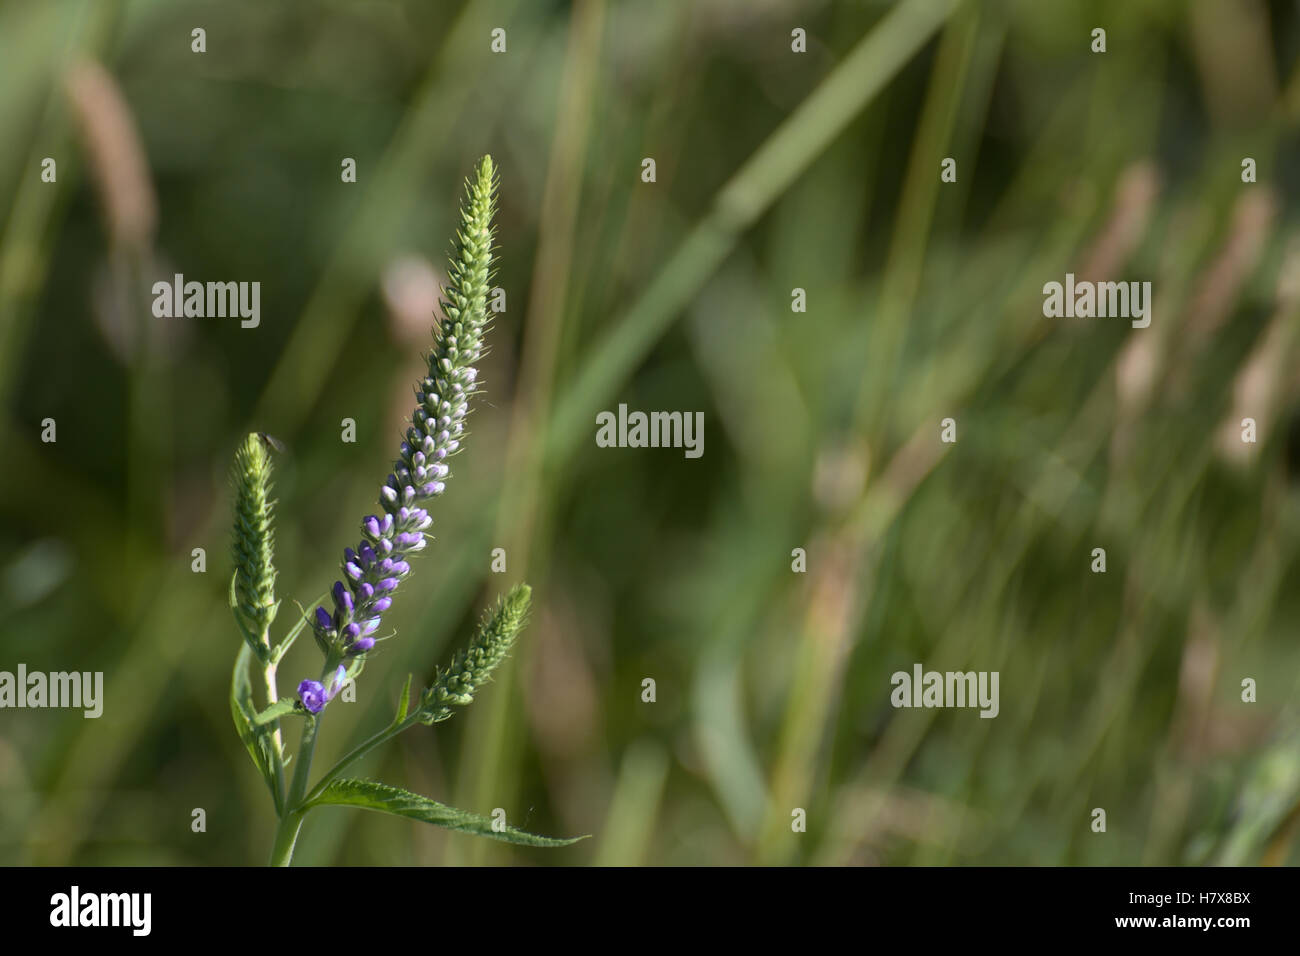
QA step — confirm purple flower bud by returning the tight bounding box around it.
[422,482,445,497]
[345,562,363,581]
[364,516,381,538]
[332,581,353,613]
[315,607,333,631]
[348,637,375,655]
[377,577,400,593]
[299,680,327,714]
[344,622,362,641]
[391,560,411,576]
[357,582,374,601]
[373,596,392,613]
[362,618,381,636]
[359,542,377,566]
[396,532,423,549]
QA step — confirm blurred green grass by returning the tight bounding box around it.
[2,0,1300,865]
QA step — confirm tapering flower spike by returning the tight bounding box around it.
[301,155,499,704]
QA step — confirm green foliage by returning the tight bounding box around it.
[305,778,585,848]
[230,641,282,815]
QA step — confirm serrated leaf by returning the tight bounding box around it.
[304,778,586,848]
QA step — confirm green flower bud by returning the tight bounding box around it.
[231,432,279,645]
[420,583,530,724]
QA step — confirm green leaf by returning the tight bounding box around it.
[252,698,301,726]
[304,778,586,848]
[230,642,281,813]
[393,674,413,726]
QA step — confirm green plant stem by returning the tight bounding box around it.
[304,713,421,806]
[268,809,305,868]
[260,640,286,814]
[270,714,321,866]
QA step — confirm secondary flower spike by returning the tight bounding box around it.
[298,155,499,713]
[231,431,278,650]
[420,583,531,724]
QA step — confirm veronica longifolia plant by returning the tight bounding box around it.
[228,156,581,865]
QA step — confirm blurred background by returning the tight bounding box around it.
[2,0,1300,866]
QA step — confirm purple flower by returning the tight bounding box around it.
[297,680,327,714]
[298,666,347,714]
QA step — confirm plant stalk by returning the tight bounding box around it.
[260,634,286,813]
[269,713,321,866]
